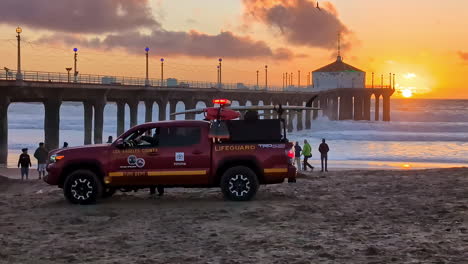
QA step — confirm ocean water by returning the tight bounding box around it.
[5,99,468,169]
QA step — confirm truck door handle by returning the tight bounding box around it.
[148,152,160,156]
[192,150,203,155]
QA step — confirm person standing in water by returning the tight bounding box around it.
[17,148,32,180]
[319,138,330,172]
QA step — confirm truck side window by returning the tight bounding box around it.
[159,127,200,147]
[124,128,160,148]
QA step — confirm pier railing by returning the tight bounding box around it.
[0,69,288,91]
[1,69,394,91]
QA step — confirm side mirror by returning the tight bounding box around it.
[115,138,125,149]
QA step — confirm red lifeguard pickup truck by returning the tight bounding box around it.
[45,119,297,204]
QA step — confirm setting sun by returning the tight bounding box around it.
[402,89,413,98]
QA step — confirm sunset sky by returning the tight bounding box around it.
[0,0,467,99]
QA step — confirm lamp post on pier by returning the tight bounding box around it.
[73,48,78,83]
[145,47,150,86]
[298,70,301,88]
[218,58,222,88]
[264,65,268,90]
[256,70,259,89]
[16,26,23,80]
[161,58,164,86]
[4,67,10,80]
[65,67,72,83]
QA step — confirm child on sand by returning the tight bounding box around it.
[17,148,32,180]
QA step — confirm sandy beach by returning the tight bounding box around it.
[0,167,467,263]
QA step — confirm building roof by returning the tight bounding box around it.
[313,56,364,73]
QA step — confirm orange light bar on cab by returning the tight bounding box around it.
[212,99,231,105]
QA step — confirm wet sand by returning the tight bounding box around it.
[0,168,467,263]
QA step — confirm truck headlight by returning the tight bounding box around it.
[50,154,64,163]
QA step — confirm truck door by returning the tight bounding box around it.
[154,125,211,185]
[107,126,162,186]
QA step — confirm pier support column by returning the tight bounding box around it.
[305,109,311,129]
[44,98,61,151]
[320,97,328,118]
[339,95,353,120]
[266,102,274,119]
[374,94,380,121]
[353,96,363,120]
[329,97,338,121]
[185,101,196,120]
[93,99,106,144]
[0,97,10,167]
[287,111,294,132]
[297,109,303,131]
[128,100,139,127]
[145,100,153,123]
[158,101,167,121]
[116,101,125,136]
[83,102,93,145]
[312,100,319,120]
[169,101,177,120]
[383,95,391,121]
[363,94,371,121]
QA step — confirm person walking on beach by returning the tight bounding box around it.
[319,138,330,172]
[34,142,48,180]
[294,142,302,171]
[302,140,314,171]
[17,148,32,180]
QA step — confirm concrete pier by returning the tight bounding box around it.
[297,110,303,131]
[158,102,166,121]
[0,78,394,165]
[383,95,391,121]
[83,102,93,145]
[169,101,177,121]
[145,100,153,123]
[116,101,125,136]
[93,99,105,144]
[129,101,138,128]
[353,96,363,121]
[374,94,380,121]
[339,95,353,120]
[363,95,371,121]
[44,98,61,151]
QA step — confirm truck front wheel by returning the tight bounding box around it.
[63,170,103,204]
[220,166,259,201]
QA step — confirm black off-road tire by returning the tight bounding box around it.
[102,187,116,198]
[63,170,103,205]
[220,166,259,201]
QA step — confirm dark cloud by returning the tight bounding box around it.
[458,51,468,61]
[39,30,295,59]
[243,0,352,50]
[0,0,158,33]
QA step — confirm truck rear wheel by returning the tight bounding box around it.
[220,166,259,201]
[63,170,103,205]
